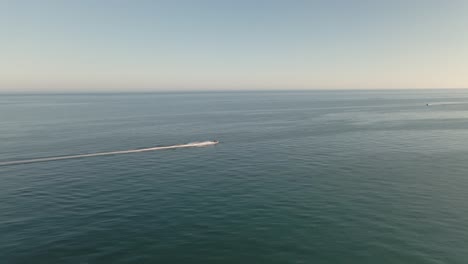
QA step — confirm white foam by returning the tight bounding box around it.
[0,141,219,166]
[427,101,468,106]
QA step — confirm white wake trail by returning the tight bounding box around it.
[0,141,219,166]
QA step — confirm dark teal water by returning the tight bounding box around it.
[1,90,468,263]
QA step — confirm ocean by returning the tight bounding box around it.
[1,90,468,263]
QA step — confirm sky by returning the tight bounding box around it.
[1,0,468,92]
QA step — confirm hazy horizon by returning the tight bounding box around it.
[2,1,468,92]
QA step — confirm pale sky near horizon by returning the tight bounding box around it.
[1,0,468,92]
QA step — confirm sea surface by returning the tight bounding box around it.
[1,90,468,263]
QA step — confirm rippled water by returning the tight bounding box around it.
[1,90,468,263]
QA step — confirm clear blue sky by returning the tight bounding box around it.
[1,0,468,92]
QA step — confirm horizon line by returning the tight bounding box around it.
[1,87,468,95]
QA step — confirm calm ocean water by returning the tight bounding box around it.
[1,90,468,263]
